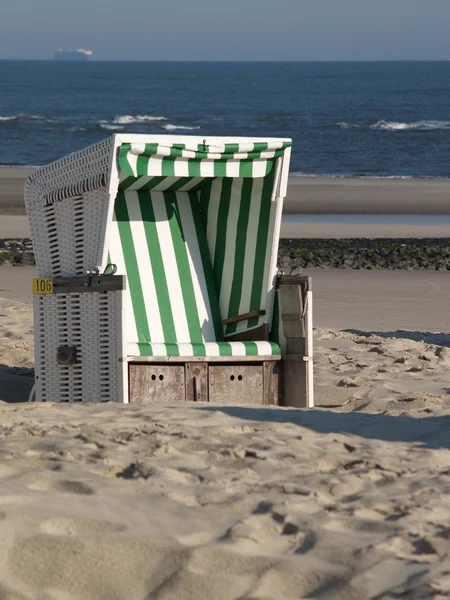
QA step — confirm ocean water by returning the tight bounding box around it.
[1,60,450,177]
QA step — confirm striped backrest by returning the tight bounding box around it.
[199,169,278,337]
[108,189,223,350]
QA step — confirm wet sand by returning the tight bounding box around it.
[0,167,33,214]
[3,167,450,238]
[284,176,450,214]
[2,166,450,216]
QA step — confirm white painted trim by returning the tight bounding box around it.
[279,146,292,199]
[265,158,285,333]
[114,133,292,146]
[101,134,122,270]
[305,289,314,408]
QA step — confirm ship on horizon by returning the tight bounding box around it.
[54,49,93,62]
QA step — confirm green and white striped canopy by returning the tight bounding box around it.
[111,140,290,358]
[118,140,292,179]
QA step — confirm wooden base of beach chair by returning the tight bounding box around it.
[128,360,283,406]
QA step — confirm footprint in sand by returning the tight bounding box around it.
[0,495,35,507]
[177,530,219,546]
[52,480,95,495]
[40,516,125,536]
[0,464,20,479]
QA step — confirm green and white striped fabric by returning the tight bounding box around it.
[269,289,286,355]
[116,171,278,336]
[108,189,280,358]
[131,342,280,358]
[110,140,291,358]
[119,173,210,193]
[118,141,292,180]
[199,169,277,337]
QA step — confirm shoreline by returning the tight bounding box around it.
[2,167,450,216]
[2,166,450,240]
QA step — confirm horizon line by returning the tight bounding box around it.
[0,58,449,63]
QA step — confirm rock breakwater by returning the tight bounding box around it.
[280,238,450,270]
[0,239,34,266]
[4,237,450,271]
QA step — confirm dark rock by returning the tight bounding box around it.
[278,238,450,271]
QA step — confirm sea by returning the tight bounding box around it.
[1,60,450,178]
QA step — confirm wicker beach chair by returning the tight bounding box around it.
[25,135,313,406]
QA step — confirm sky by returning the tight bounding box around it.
[0,0,449,61]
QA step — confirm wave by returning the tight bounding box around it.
[336,122,362,129]
[112,114,167,124]
[96,119,200,132]
[338,120,450,131]
[0,114,63,124]
[162,124,200,131]
[0,114,47,122]
[99,122,125,130]
[0,114,200,134]
[372,120,450,131]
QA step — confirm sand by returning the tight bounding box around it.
[0,400,450,599]
[1,267,450,597]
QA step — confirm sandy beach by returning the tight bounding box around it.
[2,169,450,598]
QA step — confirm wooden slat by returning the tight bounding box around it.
[220,309,265,326]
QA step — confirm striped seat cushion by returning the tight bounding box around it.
[127,342,280,358]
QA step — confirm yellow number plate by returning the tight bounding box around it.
[32,278,53,295]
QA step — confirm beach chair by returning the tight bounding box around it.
[25,135,313,406]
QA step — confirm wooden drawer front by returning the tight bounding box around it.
[209,365,263,404]
[129,365,185,404]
